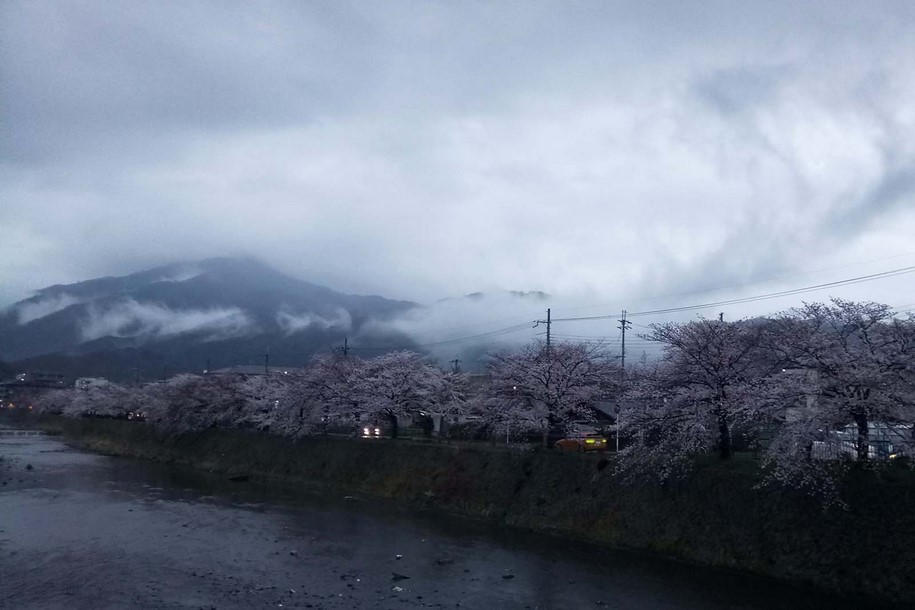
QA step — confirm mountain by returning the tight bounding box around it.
[0,258,417,380]
[0,359,12,380]
[438,290,551,304]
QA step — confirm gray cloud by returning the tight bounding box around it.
[3,1,915,317]
[825,166,915,239]
[276,308,352,335]
[15,293,85,324]
[693,65,788,116]
[80,300,253,342]
[156,265,204,284]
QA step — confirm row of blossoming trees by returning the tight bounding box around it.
[32,351,468,439]
[29,299,915,497]
[620,299,915,501]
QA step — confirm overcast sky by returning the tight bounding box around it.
[3,1,915,320]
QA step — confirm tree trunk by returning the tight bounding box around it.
[421,414,434,437]
[387,411,399,439]
[718,414,732,460]
[854,410,869,462]
[541,416,551,448]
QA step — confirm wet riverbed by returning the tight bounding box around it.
[0,427,868,609]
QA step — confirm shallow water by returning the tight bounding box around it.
[0,427,865,609]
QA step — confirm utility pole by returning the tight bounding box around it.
[342,337,349,357]
[616,309,631,454]
[547,307,551,350]
[534,308,552,352]
[450,358,461,374]
[618,309,631,380]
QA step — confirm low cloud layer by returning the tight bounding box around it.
[156,266,203,284]
[2,2,915,315]
[375,293,549,344]
[276,308,352,335]
[15,293,85,324]
[80,300,253,343]
[368,291,668,366]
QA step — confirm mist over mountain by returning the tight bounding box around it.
[438,290,550,304]
[0,258,419,380]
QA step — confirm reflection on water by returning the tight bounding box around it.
[0,428,872,609]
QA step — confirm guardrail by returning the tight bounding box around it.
[0,428,46,436]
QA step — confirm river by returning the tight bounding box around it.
[0,427,867,609]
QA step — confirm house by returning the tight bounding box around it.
[778,368,913,460]
[208,365,300,376]
[75,377,110,391]
[10,371,67,388]
[812,422,914,460]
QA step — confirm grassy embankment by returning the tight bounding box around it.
[4,411,914,604]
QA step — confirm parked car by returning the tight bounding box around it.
[554,435,608,452]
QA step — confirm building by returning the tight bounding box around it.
[11,371,67,388]
[75,377,110,391]
[208,365,300,376]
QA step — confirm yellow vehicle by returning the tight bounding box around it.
[554,436,608,452]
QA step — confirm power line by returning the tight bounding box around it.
[416,322,533,346]
[551,264,915,322]
[399,261,915,345]
[333,265,915,356]
[629,321,655,330]
[553,250,915,318]
[891,302,915,315]
[545,333,660,345]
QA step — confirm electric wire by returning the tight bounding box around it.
[337,264,915,354]
[551,265,915,322]
[554,250,915,317]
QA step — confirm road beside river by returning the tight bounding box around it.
[0,427,866,609]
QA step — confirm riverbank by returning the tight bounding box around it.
[4,412,913,604]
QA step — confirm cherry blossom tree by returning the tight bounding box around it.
[764,300,915,468]
[420,370,470,435]
[488,341,612,446]
[151,373,276,433]
[31,383,162,422]
[63,381,149,419]
[358,351,442,438]
[617,318,779,480]
[30,388,73,415]
[233,372,303,434]
[39,372,305,436]
[299,353,367,434]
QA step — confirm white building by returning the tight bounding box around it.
[75,377,110,391]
